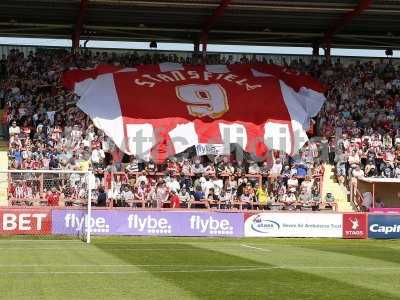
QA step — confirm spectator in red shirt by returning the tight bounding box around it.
[170,190,180,208]
[166,158,180,176]
[47,187,60,206]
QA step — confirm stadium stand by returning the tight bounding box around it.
[1,47,398,212]
[1,2,400,299]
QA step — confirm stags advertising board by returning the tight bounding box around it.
[342,213,368,239]
[244,213,342,237]
[52,210,244,237]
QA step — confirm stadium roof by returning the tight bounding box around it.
[0,0,399,50]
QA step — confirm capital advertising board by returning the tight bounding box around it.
[244,213,342,237]
[368,214,400,239]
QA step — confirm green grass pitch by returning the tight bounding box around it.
[0,236,399,299]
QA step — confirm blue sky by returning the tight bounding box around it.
[0,36,399,58]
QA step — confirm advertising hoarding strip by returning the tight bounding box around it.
[51,210,244,237]
[9,208,400,239]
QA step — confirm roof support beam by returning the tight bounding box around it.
[72,0,89,50]
[323,0,373,50]
[200,0,232,60]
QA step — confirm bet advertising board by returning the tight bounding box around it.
[0,208,52,235]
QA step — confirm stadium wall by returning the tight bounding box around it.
[0,208,399,239]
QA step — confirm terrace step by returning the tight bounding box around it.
[0,140,7,150]
[322,164,354,212]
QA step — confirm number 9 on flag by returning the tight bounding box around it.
[176,84,229,119]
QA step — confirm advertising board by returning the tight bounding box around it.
[368,214,400,239]
[0,208,52,235]
[52,210,244,237]
[369,208,400,214]
[195,144,228,156]
[342,213,367,239]
[244,213,342,237]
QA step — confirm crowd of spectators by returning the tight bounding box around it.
[1,48,399,209]
[316,58,400,185]
[96,154,325,210]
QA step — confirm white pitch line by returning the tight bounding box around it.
[0,267,280,275]
[0,241,270,246]
[0,240,82,243]
[0,241,184,243]
[0,264,398,275]
[286,266,400,271]
[0,264,262,268]
[240,244,271,252]
[0,266,399,275]
[0,247,209,251]
[0,264,398,271]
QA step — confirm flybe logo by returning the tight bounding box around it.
[64,214,110,233]
[189,215,234,235]
[128,214,172,234]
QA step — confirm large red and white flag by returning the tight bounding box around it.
[63,63,326,161]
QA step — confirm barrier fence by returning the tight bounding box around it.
[5,170,329,212]
[0,208,399,239]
